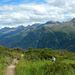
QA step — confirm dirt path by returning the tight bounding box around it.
[5,58,18,75]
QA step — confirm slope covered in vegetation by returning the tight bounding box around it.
[0,18,75,51]
[16,48,75,75]
[0,45,23,75]
[0,45,75,75]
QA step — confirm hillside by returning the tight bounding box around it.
[63,38,75,52]
[0,18,75,52]
[12,18,75,51]
[0,23,42,47]
[0,46,75,75]
[0,25,25,39]
[0,45,24,75]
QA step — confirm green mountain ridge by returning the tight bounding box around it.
[0,18,75,52]
[0,25,25,39]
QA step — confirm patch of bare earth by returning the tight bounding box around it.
[5,58,18,75]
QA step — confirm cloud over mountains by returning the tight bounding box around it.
[0,0,75,27]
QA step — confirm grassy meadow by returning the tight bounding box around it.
[0,46,75,75]
[16,48,75,75]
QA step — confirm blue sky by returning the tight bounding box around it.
[0,0,25,5]
[0,0,46,5]
[0,0,75,28]
[64,12,69,14]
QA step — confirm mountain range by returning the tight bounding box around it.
[0,18,75,52]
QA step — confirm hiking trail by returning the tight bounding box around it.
[5,58,18,75]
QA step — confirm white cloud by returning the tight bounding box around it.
[0,5,14,11]
[0,0,75,27]
[0,25,5,29]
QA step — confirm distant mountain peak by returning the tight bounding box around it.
[26,23,42,29]
[0,27,11,31]
[3,27,10,29]
[16,25,25,29]
[17,25,25,28]
[45,21,59,24]
[71,18,75,22]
